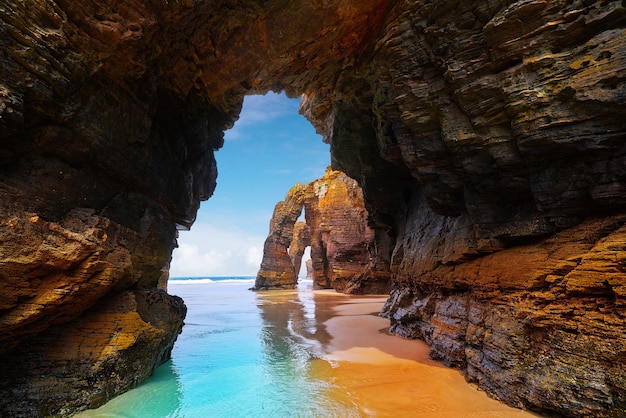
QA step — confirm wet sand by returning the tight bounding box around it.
[79,283,543,417]
[312,292,540,418]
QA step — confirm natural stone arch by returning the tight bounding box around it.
[254,168,393,294]
[253,183,307,290]
[2,0,626,416]
[0,1,399,414]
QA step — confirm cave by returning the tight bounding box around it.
[168,92,330,280]
[1,0,626,416]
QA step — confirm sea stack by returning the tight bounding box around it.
[253,168,392,293]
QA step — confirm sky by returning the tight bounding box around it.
[169,92,330,278]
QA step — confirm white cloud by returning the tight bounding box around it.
[223,92,301,141]
[169,221,267,278]
[245,246,263,266]
[168,91,326,279]
[239,93,297,123]
[263,168,293,175]
[169,219,312,279]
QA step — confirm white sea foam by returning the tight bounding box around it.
[168,277,256,285]
[168,277,313,286]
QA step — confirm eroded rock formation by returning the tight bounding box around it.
[382,213,626,415]
[2,289,185,416]
[253,168,391,294]
[307,169,392,294]
[289,221,311,280]
[253,183,307,290]
[2,0,626,416]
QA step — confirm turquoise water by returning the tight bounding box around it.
[78,278,354,418]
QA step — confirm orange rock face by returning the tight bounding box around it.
[306,169,392,294]
[1,290,185,416]
[382,215,626,416]
[254,168,391,294]
[2,0,626,415]
[254,183,307,290]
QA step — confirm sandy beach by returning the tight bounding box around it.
[312,291,541,418]
[79,282,543,417]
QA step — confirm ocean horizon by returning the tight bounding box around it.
[168,276,313,285]
[169,276,256,285]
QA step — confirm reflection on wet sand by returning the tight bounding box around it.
[254,288,346,416]
[259,287,541,418]
[79,283,542,417]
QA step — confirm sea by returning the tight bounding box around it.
[77,277,353,417]
[77,277,540,418]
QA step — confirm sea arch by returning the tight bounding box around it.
[253,167,392,294]
[0,1,403,414]
[1,0,626,416]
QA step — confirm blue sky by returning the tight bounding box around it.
[169,92,330,277]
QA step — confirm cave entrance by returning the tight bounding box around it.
[169,92,329,280]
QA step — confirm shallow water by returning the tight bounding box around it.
[77,279,539,418]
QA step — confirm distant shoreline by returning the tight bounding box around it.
[168,276,313,285]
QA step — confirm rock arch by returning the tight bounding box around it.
[1,0,626,416]
[253,168,391,294]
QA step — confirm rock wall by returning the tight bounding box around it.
[307,169,392,294]
[2,0,626,416]
[313,1,624,416]
[253,168,391,294]
[253,184,307,290]
[381,206,626,416]
[1,290,185,416]
[339,2,625,416]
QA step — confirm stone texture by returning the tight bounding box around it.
[381,214,626,416]
[253,168,391,294]
[0,290,185,416]
[0,206,175,349]
[306,168,392,294]
[253,183,307,290]
[303,2,626,414]
[2,0,626,416]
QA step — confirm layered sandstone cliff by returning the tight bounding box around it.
[253,183,308,290]
[253,168,391,294]
[338,3,625,416]
[1,0,625,416]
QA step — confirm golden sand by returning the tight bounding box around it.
[311,293,541,418]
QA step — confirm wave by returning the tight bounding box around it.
[169,276,256,285]
[169,277,313,285]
